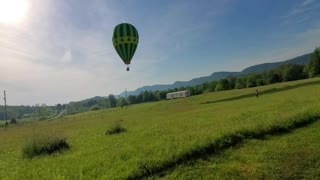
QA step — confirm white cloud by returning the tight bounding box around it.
[3,0,318,105]
[303,0,315,6]
[0,0,156,105]
[60,50,72,63]
[282,0,319,24]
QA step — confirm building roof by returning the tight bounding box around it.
[166,90,189,95]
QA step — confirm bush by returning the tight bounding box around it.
[106,121,127,135]
[91,105,100,111]
[22,135,70,158]
[10,118,17,124]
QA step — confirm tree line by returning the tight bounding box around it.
[0,104,57,121]
[65,48,320,114]
[2,48,319,119]
[117,48,319,105]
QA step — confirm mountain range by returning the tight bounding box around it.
[118,53,311,97]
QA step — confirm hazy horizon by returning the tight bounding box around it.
[1,0,320,105]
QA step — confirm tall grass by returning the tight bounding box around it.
[106,120,127,135]
[162,116,320,179]
[127,108,320,179]
[0,78,319,179]
[22,134,69,158]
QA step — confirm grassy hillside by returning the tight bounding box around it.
[120,52,311,96]
[159,118,320,179]
[0,78,320,179]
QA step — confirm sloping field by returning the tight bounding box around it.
[0,78,320,179]
[158,117,320,179]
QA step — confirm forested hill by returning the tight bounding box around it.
[241,53,311,74]
[120,53,311,96]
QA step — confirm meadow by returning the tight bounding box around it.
[0,78,320,179]
[159,117,320,179]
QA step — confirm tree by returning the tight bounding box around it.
[307,49,320,78]
[254,74,264,86]
[201,82,209,93]
[227,76,237,89]
[56,104,63,111]
[282,64,305,81]
[215,79,229,91]
[159,91,167,100]
[117,98,128,108]
[186,87,195,95]
[128,95,136,104]
[246,73,259,88]
[142,91,150,102]
[85,99,98,107]
[10,118,17,124]
[207,81,217,92]
[91,105,100,111]
[270,73,281,83]
[235,76,247,89]
[108,94,117,108]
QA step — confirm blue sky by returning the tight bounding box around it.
[1,0,320,105]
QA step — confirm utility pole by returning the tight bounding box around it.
[125,88,129,105]
[36,104,41,120]
[4,90,8,126]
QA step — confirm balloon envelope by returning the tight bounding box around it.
[112,23,139,65]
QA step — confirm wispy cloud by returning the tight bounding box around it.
[230,26,320,71]
[282,0,319,24]
[60,50,73,63]
[303,0,315,6]
[2,0,318,105]
[0,0,154,105]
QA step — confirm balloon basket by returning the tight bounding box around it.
[127,67,130,71]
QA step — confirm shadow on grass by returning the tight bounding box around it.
[105,120,127,135]
[22,135,70,158]
[201,80,320,105]
[126,111,320,180]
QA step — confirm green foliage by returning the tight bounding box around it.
[117,98,128,108]
[10,118,17,124]
[246,73,260,87]
[108,94,117,108]
[215,79,229,91]
[55,53,315,115]
[0,105,36,121]
[91,105,100,111]
[163,115,320,179]
[1,78,320,179]
[22,135,69,158]
[307,49,320,78]
[227,76,237,89]
[56,104,64,111]
[106,121,127,135]
[304,48,320,78]
[281,64,306,81]
[235,76,247,89]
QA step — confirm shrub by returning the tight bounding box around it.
[22,135,70,158]
[91,105,100,111]
[10,118,17,124]
[106,121,127,135]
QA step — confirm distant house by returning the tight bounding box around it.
[166,90,190,100]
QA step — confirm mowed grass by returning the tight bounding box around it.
[0,78,320,179]
[159,117,320,179]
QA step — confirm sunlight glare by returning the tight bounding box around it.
[0,0,29,25]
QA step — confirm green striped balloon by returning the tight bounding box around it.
[112,23,139,68]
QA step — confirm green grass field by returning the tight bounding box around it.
[159,118,320,180]
[1,78,320,179]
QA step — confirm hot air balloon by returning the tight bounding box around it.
[112,23,139,71]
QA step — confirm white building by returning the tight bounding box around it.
[166,90,190,100]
